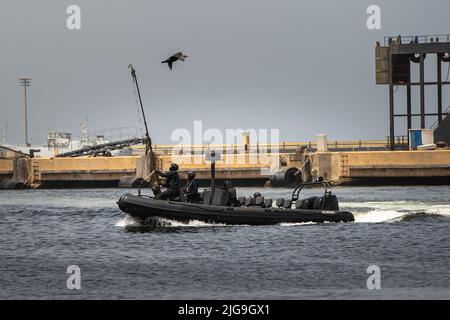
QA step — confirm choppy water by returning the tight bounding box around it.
[0,186,449,299]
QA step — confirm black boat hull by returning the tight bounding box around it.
[117,194,354,226]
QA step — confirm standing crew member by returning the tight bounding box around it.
[184,171,200,203]
[155,163,180,200]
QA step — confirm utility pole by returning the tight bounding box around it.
[19,78,31,147]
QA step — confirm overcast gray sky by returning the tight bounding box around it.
[1,0,449,145]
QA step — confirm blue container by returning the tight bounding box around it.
[409,130,422,149]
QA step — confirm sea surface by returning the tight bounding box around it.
[0,186,449,299]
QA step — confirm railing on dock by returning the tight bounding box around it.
[384,34,450,46]
[385,135,409,150]
[146,140,391,156]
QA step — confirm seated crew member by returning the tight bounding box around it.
[155,163,180,200]
[252,192,263,206]
[223,180,237,206]
[184,171,200,203]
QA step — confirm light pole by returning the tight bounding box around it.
[19,78,31,147]
[2,122,7,144]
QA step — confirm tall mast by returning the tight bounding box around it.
[128,64,153,155]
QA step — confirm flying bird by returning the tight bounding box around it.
[161,52,188,70]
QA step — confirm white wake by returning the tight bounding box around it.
[340,201,450,223]
[115,216,228,228]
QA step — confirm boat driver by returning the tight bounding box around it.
[155,163,180,200]
[184,171,200,203]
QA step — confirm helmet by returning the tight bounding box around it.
[223,180,232,188]
[169,163,179,171]
[253,192,262,198]
[187,171,195,179]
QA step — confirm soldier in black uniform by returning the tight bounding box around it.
[184,171,200,203]
[223,180,237,206]
[155,163,180,200]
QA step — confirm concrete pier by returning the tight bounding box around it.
[0,153,275,188]
[0,159,13,182]
[310,149,450,185]
[1,146,450,188]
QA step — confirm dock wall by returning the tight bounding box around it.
[0,149,449,188]
[310,150,450,184]
[35,156,138,187]
[0,159,13,181]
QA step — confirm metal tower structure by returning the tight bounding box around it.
[376,35,450,149]
[19,78,31,147]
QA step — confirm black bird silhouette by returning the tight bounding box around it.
[161,52,188,70]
